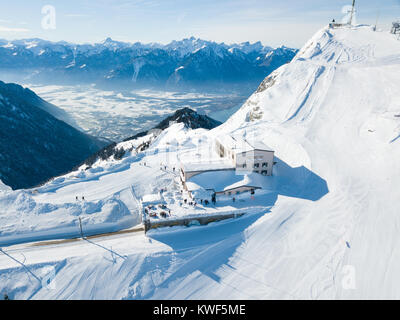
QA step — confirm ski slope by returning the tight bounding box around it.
[214,25,400,299]
[1,25,400,299]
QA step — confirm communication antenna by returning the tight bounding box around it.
[374,8,380,31]
[349,0,356,25]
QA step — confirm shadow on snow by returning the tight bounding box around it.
[144,156,328,297]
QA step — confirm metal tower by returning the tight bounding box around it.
[349,0,356,25]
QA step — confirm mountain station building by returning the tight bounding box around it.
[180,134,274,198]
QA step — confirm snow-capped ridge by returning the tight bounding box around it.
[0,36,297,89]
[224,25,400,130]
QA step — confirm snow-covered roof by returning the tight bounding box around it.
[142,193,163,204]
[186,182,215,199]
[249,140,274,152]
[188,170,266,193]
[181,160,234,172]
[216,135,273,153]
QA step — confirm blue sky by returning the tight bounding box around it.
[0,0,399,48]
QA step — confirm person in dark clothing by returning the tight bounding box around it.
[211,193,216,204]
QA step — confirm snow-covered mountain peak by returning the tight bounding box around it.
[99,37,131,50]
[229,40,270,54]
[102,37,114,43]
[223,25,400,131]
[164,37,219,56]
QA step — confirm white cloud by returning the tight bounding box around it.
[0,25,30,33]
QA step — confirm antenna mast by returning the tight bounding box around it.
[349,0,356,25]
[374,9,380,31]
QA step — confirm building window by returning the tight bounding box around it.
[254,163,260,168]
[219,145,225,158]
[262,162,268,167]
[261,170,268,175]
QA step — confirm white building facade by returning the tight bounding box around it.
[215,135,274,176]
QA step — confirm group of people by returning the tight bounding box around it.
[181,198,197,207]
[144,206,171,219]
[180,197,218,207]
[75,196,85,201]
[140,161,178,174]
[158,162,177,173]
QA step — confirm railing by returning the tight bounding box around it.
[144,212,245,233]
[329,23,347,28]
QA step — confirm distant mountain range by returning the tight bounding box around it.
[0,37,298,90]
[0,81,107,189]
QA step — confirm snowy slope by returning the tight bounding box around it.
[1,25,399,300]
[212,25,400,299]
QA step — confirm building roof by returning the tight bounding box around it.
[188,170,268,193]
[181,160,234,173]
[186,182,215,198]
[216,134,274,154]
[248,140,274,152]
[141,193,163,204]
